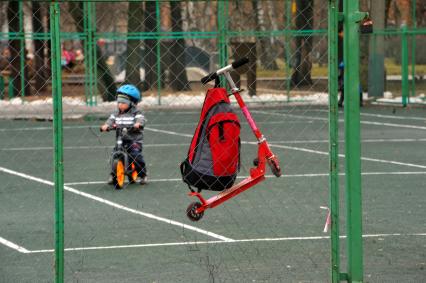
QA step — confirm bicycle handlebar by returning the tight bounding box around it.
[100,125,141,132]
[201,57,249,85]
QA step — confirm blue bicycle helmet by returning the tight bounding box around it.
[117,84,141,104]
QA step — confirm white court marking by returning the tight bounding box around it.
[252,110,426,130]
[314,109,426,121]
[0,236,30,254]
[2,233,425,254]
[2,111,426,253]
[2,137,426,152]
[0,166,233,242]
[65,171,426,186]
[143,127,426,170]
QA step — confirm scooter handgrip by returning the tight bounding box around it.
[201,72,218,84]
[231,57,249,69]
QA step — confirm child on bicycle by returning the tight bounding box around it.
[100,84,148,185]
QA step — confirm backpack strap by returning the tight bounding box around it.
[180,160,195,192]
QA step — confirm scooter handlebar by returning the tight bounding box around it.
[201,57,249,84]
[200,72,218,85]
[231,57,249,69]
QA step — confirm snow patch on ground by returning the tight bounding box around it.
[1,91,424,119]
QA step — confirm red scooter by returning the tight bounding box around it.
[186,58,282,221]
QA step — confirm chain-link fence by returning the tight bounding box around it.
[0,1,425,283]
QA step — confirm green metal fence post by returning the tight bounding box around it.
[410,0,417,99]
[368,0,385,99]
[401,24,409,107]
[8,77,14,99]
[84,2,97,106]
[156,1,162,105]
[343,0,364,282]
[50,2,65,283]
[92,2,98,106]
[285,0,292,102]
[328,1,340,282]
[0,76,4,99]
[83,2,91,105]
[19,1,24,99]
[217,0,229,86]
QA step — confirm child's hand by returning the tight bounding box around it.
[134,122,142,129]
[100,124,109,132]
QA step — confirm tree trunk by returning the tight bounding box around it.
[169,1,191,91]
[252,0,278,70]
[125,1,143,90]
[32,1,47,93]
[8,1,31,97]
[291,0,313,86]
[143,1,161,90]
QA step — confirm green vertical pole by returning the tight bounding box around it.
[401,25,408,107]
[92,2,98,106]
[285,0,292,102]
[84,2,96,106]
[88,2,96,106]
[217,0,229,87]
[0,76,4,99]
[156,1,162,105]
[368,0,385,98]
[410,0,416,98]
[8,78,14,99]
[343,0,364,282]
[83,2,89,105]
[328,1,340,282]
[50,2,65,283]
[84,2,92,106]
[19,1,25,99]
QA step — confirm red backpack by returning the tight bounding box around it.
[180,87,240,192]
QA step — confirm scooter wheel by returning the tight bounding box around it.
[186,202,204,221]
[268,158,282,177]
[112,159,125,189]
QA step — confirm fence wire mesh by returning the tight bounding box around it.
[0,1,425,282]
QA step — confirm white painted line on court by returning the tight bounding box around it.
[253,110,426,130]
[268,138,426,144]
[254,142,426,169]
[145,127,193,138]
[143,127,426,169]
[0,236,30,253]
[359,157,426,169]
[314,109,426,121]
[362,120,426,130]
[0,166,233,242]
[24,232,426,254]
[360,112,426,121]
[0,125,90,132]
[2,137,426,152]
[64,171,426,186]
[0,143,188,151]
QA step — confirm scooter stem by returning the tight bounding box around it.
[224,71,263,142]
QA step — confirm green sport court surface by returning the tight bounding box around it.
[0,106,425,282]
